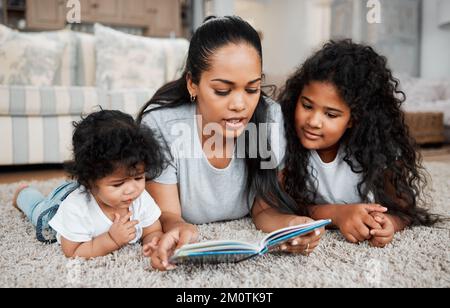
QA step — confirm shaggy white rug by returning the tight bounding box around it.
[0,162,449,288]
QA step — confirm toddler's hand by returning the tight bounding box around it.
[369,212,395,248]
[108,211,139,248]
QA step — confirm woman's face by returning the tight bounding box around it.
[295,81,352,155]
[188,43,262,140]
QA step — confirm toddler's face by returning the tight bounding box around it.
[295,81,352,154]
[92,164,146,210]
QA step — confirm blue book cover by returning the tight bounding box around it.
[170,219,332,265]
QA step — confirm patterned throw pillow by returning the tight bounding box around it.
[0,25,66,86]
[94,24,166,90]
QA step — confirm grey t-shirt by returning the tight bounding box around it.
[142,99,285,224]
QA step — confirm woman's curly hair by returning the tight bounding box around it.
[65,110,167,191]
[278,39,438,226]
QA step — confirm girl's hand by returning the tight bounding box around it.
[334,204,387,244]
[150,223,199,271]
[369,213,395,248]
[108,212,139,248]
[278,216,326,255]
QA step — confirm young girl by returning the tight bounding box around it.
[12,110,166,258]
[138,16,325,270]
[277,40,438,248]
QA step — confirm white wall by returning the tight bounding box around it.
[236,0,332,87]
[421,0,450,79]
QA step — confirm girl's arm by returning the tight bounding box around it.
[60,233,122,258]
[61,212,139,258]
[309,205,341,227]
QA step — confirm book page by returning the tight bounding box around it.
[262,219,332,249]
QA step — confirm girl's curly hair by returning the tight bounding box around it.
[278,39,438,226]
[65,110,167,191]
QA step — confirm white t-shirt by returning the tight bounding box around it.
[308,148,374,205]
[49,187,161,244]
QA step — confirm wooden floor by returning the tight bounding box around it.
[0,165,68,184]
[1,147,449,185]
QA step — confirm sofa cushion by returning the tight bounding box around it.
[400,75,448,103]
[0,85,108,117]
[73,31,96,87]
[29,29,77,86]
[161,38,189,82]
[0,25,66,87]
[108,89,157,118]
[0,115,80,165]
[94,24,166,90]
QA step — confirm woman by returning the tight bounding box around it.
[138,16,325,270]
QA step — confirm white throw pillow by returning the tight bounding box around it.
[400,76,445,103]
[30,29,77,86]
[0,25,66,86]
[94,24,166,90]
[162,38,189,82]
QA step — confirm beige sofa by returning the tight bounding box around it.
[0,24,189,166]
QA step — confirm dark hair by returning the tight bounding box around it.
[279,39,439,225]
[138,16,298,214]
[66,110,166,191]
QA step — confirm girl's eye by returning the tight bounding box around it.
[113,183,124,188]
[135,176,144,181]
[303,103,313,110]
[215,90,231,96]
[326,113,338,119]
[246,88,260,94]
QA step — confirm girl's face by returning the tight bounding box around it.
[187,43,262,140]
[295,81,352,156]
[91,164,146,211]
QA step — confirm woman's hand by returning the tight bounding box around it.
[149,223,199,271]
[334,204,387,244]
[369,212,395,248]
[277,216,326,255]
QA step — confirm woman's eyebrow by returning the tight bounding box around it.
[211,78,262,85]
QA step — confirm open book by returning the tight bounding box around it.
[170,219,332,265]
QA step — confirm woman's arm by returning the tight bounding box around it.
[146,182,196,232]
[146,182,199,270]
[251,198,325,254]
[252,198,301,232]
[141,220,164,247]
